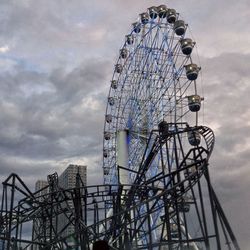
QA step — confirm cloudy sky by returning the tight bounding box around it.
[0,0,249,248]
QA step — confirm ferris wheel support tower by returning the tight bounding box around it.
[102,4,241,250]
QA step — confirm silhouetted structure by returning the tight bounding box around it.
[0,4,240,250]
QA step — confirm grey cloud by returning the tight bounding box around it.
[0,0,249,248]
[50,59,111,102]
[190,51,250,248]
[0,157,53,177]
[0,58,110,166]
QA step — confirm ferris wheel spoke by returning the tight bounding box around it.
[129,27,162,105]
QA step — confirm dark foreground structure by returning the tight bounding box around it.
[0,4,240,250]
[0,125,240,249]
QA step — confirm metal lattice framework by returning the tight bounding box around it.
[0,126,240,249]
[103,4,203,192]
[0,4,240,250]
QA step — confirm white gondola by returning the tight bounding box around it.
[105,114,112,123]
[104,132,111,140]
[111,80,117,89]
[148,6,158,19]
[132,22,141,33]
[185,64,200,81]
[126,35,134,45]
[180,38,195,55]
[108,97,115,106]
[188,95,202,112]
[120,48,128,59]
[103,150,108,158]
[103,167,109,175]
[174,20,186,36]
[115,64,122,74]
[188,130,201,146]
[140,12,149,24]
[167,9,176,23]
[157,5,167,18]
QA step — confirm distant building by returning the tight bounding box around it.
[58,164,87,189]
[35,180,48,190]
[58,164,87,244]
[35,180,48,200]
[32,164,87,248]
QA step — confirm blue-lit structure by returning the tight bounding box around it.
[103,5,200,186]
[102,4,240,250]
[0,4,240,250]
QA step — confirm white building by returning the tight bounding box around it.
[35,180,48,200]
[58,164,87,242]
[59,164,87,189]
[32,164,87,248]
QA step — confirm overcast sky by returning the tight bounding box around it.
[0,0,249,248]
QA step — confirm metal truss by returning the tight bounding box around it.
[0,125,240,249]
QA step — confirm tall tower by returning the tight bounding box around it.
[32,165,87,248]
[58,164,87,189]
[58,164,87,243]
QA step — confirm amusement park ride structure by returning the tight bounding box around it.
[0,4,240,250]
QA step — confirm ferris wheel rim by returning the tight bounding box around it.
[103,6,202,187]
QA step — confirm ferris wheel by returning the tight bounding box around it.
[103,5,203,188]
[102,6,206,248]
[0,4,240,250]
